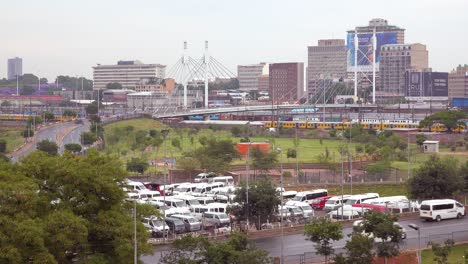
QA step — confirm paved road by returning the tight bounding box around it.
[142,217,468,263]
[254,217,468,262]
[10,120,89,162]
[59,120,90,153]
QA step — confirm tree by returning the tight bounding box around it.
[0,139,6,153]
[56,76,93,91]
[62,109,77,117]
[358,211,404,263]
[85,102,99,115]
[126,157,149,174]
[43,111,55,121]
[333,232,375,264]
[304,217,343,264]
[251,148,279,175]
[22,128,34,138]
[0,150,157,263]
[81,132,97,145]
[171,137,182,150]
[286,148,297,159]
[419,110,467,132]
[90,123,104,137]
[231,126,242,137]
[64,143,82,153]
[176,157,201,178]
[428,239,455,264]
[184,138,239,173]
[160,232,270,264]
[415,134,427,148]
[460,161,468,192]
[231,179,281,230]
[106,82,123,90]
[408,155,463,199]
[37,140,58,156]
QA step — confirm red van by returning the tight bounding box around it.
[311,196,332,210]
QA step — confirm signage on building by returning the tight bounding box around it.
[405,71,448,97]
[346,32,398,72]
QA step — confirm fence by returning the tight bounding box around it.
[281,230,468,264]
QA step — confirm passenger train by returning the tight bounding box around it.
[0,114,77,122]
[264,119,466,133]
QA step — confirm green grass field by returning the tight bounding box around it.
[422,243,468,264]
[102,118,363,165]
[0,128,24,153]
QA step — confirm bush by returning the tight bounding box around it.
[282,171,292,178]
[126,157,149,173]
[81,132,97,145]
[64,143,82,153]
[63,109,77,117]
[22,129,34,138]
[37,140,58,156]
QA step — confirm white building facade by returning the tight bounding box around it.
[92,60,166,90]
[237,63,269,91]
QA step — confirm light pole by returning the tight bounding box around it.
[409,223,421,264]
[134,199,137,264]
[245,142,252,231]
[277,147,284,264]
[161,129,170,243]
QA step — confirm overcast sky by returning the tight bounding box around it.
[2,0,467,80]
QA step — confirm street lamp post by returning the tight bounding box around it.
[409,224,421,264]
[277,147,284,264]
[134,199,137,264]
[161,129,170,243]
[245,142,252,231]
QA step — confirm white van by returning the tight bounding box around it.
[192,205,209,220]
[328,208,362,221]
[196,196,215,206]
[173,183,199,195]
[419,199,465,222]
[209,176,234,186]
[194,172,217,183]
[285,201,314,218]
[191,182,225,197]
[323,195,352,212]
[206,202,228,213]
[292,189,328,204]
[172,194,201,210]
[125,181,148,193]
[343,193,380,209]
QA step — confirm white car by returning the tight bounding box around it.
[286,201,314,218]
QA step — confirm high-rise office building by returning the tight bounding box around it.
[7,57,23,80]
[307,39,347,96]
[346,19,405,95]
[92,60,166,90]
[380,43,428,96]
[237,63,269,91]
[269,63,304,101]
[448,65,468,100]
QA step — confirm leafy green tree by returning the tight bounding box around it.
[64,143,82,153]
[85,102,99,115]
[184,138,239,173]
[231,179,281,230]
[428,239,455,264]
[333,232,375,264]
[416,134,427,147]
[22,128,34,138]
[43,111,55,121]
[287,148,297,159]
[304,217,343,264]
[160,232,270,264]
[126,157,149,174]
[176,157,201,178]
[409,155,463,199]
[0,150,156,263]
[419,110,467,132]
[0,139,6,153]
[37,140,58,156]
[358,211,404,263]
[27,115,43,126]
[90,123,104,137]
[62,109,77,117]
[89,114,101,123]
[171,137,182,150]
[81,132,97,145]
[56,76,93,91]
[231,126,242,137]
[460,161,468,192]
[251,147,279,175]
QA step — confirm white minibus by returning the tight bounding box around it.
[419,199,465,222]
[292,189,328,204]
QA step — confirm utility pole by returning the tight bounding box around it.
[277,147,284,264]
[161,129,169,243]
[245,142,251,230]
[134,200,137,264]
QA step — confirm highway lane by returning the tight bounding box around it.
[142,217,468,263]
[254,217,468,261]
[59,119,90,153]
[10,120,89,162]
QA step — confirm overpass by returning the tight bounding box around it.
[151,104,379,119]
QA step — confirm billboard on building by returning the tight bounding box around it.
[405,71,448,97]
[347,32,398,72]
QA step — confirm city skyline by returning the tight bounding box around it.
[1,0,467,81]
